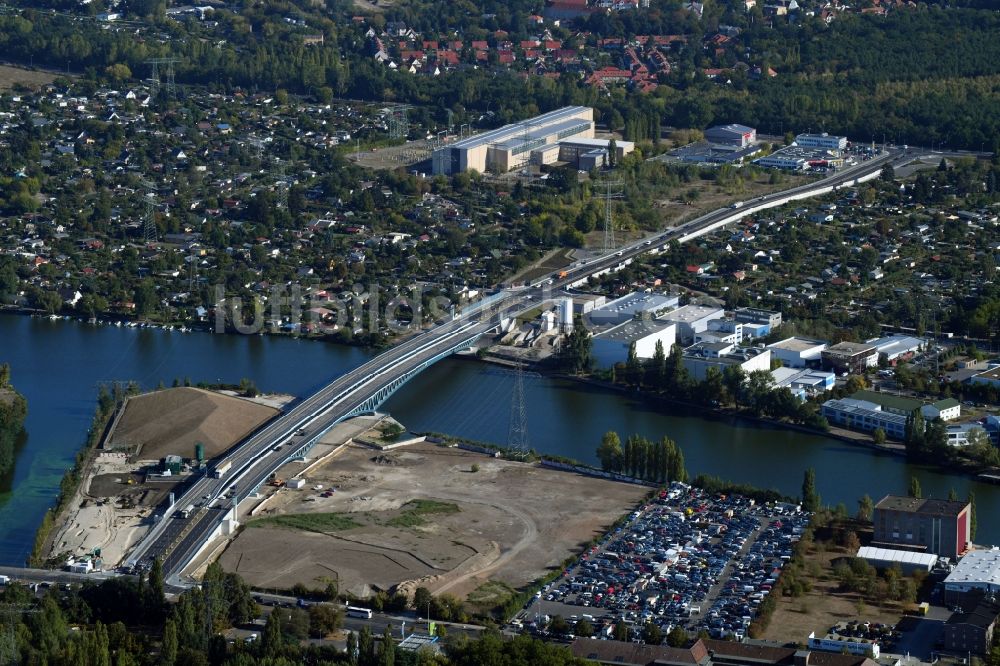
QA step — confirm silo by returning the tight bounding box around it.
[560,298,574,333]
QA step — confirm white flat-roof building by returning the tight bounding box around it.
[945,549,1000,600]
[592,319,677,368]
[821,398,908,439]
[771,367,835,393]
[857,546,938,574]
[795,132,848,150]
[766,336,828,368]
[587,291,680,327]
[431,106,595,175]
[659,304,726,343]
[868,334,924,365]
[681,342,771,381]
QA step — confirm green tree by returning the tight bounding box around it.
[666,625,688,647]
[261,610,283,659]
[801,468,821,512]
[642,620,663,645]
[575,618,594,637]
[378,626,394,666]
[872,428,886,446]
[597,431,623,473]
[160,619,178,666]
[908,475,922,499]
[358,625,375,666]
[857,494,874,522]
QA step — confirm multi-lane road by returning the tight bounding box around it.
[118,144,977,584]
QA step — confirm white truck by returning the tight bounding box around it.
[213,460,233,478]
[0,575,10,585]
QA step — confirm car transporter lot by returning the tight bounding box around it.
[521,482,809,642]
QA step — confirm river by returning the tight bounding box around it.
[0,313,996,565]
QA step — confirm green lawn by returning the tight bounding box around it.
[252,512,361,533]
[385,500,460,528]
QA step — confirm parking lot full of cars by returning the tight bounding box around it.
[521,482,810,642]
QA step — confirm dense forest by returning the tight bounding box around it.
[0,363,27,478]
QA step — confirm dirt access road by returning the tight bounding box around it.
[219,443,648,600]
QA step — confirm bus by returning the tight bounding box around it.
[346,606,373,619]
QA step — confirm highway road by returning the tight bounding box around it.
[122,144,969,585]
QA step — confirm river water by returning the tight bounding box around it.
[0,313,996,565]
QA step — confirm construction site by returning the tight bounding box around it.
[217,440,648,601]
[46,388,292,570]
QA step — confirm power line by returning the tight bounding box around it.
[141,180,157,244]
[596,178,624,254]
[507,361,529,459]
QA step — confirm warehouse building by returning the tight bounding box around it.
[431,106,595,175]
[682,342,771,382]
[944,597,1000,656]
[944,549,1000,605]
[771,367,835,395]
[766,337,828,368]
[542,137,636,170]
[592,319,677,368]
[856,546,938,574]
[659,304,726,344]
[587,291,679,327]
[753,144,845,171]
[704,123,757,148]
[867,334,924,365]
[822,341,878,374]
[873,495,970,560]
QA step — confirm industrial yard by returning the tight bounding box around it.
[217,442,649,599]
[46,388,292,569]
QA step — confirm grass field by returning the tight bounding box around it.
[385,500,460,528]
[466,580,517,609]
[762,528,905,642]
[252,512,361,533]
[0,64,61,90]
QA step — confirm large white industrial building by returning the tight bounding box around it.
[432,106,597,175]
[592,319,677,368]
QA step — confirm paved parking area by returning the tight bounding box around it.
[519,482,810,641]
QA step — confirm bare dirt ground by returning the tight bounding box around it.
[218,443,647,599]
[51,388,289,568]
[108,387,279,461]
[49,452,153,567]
[0,64,61,90]
[762,538,904,642]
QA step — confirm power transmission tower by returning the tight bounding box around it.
[507,362,529,458]
[597,178,624,253]
[0,603,40,664]
[142,181,157,244]
[145,57,180,100]
[387,105,411,140]
[273,158,288,210]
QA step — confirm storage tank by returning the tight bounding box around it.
[560,298,574,332]
[195,442,205,463]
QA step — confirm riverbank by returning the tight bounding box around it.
[462,351,908,456]
[0,368,28,478]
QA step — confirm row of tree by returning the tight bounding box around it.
[595,431,688,484]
